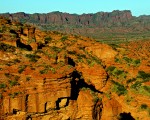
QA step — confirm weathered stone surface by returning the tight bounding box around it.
[101,96,122,120]
[0,17,149,120]
[77,64,108,91]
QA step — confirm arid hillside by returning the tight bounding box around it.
[0,17,150,120]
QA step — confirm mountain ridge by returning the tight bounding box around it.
[1,10,150,43]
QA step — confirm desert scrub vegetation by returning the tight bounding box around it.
[9,92,22,98]
[8,80,19,87]
[140,104,148,110]
[126,78,137,84]
[40,65,56,74]
[115,56,141,67]
[137,71,150,80]
[25,54,41,62]
[60,36,68,42]
[86,59,95,67]
[83,50,102,65]
[0,42,16,52]
[5,59,21,66]
[50,46,62,53]
[123,57,141,67]
[18,65,27,73]
[111,80,127,96]
[27,38,36,44]
[139,104,150,115]
[77,54,86,61]
[26,76,31,81]
[128,71,150,88]
[0,83,6,89]
[0,93,3,99]
[131,82,150,96]
[44,36,52,44]
[90,89,102,103]
[109,44,120,50]
[106,66,127,79]
[67,50,76,55]
[13,58,21,63]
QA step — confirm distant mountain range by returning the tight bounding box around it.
[1,10,150,42]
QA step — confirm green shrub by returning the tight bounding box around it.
[123,57,132,63]
[111,80,127,96]
[25,54,41,62]
[123,57,141,67]
[51,46,62,53]
[26,76,31,81]
[9,92,22,98]
[13,58,21,63]
[143,86,150,93]
[0,29,2,33]
[106,66,116,72]
[18,65,27,73]
[5,73,12,78]
[78,54,86,58]
[107,66,127,78]
[40,69,48,74]
[68,51,76,55]
[60,36,68,42]
[138,71,150,79]
[0,83,6,89]
[0,43,16,52]
[91,56,101,65]
[133,59,141,66]
[126,78,136,84]
[140,104,148,110]
[115,58,120,63]
[40,65,56,74]
[115,69,124,76]
[0,93,3,99]
[130,81,142,90]
[77,56,84,63]
[45,36,52,44]
[28,39,36,44]
[9,80,19,87]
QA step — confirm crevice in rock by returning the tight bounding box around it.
[37,42,45,49]
[16,39,32,51]
[70,70,80,100]
[56,97,69,110]
[92,100,103,120]
[13,109,18,114]
[25,94,29,112]
[66,57,75,67]
[10,29,19,37]
[56,98,61,110]
[26,115,32,120]
[119,112,135,120]
[44,102,47,113]
[70,70,102,100]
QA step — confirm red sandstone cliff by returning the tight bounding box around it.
[0,17,150,120]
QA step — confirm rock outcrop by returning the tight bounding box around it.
[0,17,150,120]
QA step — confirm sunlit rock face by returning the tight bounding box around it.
[0,17,150,120]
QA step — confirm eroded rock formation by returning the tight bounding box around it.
[0,17,150,120]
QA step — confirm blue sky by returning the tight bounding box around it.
[0,0,150,16]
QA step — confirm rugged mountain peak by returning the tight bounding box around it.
[0,10,133,25]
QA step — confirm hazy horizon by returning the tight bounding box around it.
[0,0,150,17]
